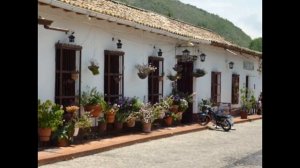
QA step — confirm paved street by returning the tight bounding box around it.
[40,120,262,168]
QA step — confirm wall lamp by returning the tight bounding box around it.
[158,49,163,56]
[182,49,190,56]
[68,32,75,43]
[117,39,122,49]
[200,53,206,62]
[229,61,234,69]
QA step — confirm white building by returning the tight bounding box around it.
[38,0,262,123]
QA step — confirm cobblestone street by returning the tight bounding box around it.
[40,120,262,168]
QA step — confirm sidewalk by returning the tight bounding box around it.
[38,115,262,166]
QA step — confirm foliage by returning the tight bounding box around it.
[88,59,100,75]
[114,97,143,122]
[138,103,158,123]
[193,69,206,78]
[198,98,213,112]
[164,111,178,121]
[52,122,73,140]
[38,99,64,130]
[178,98,188,112]
[249,37,262,52]
[98,116,106,123]
[240,87,254,111]
[115,0,252,48]
[136,63,157,75]
[80,87,104,106]
[73,112,92,128]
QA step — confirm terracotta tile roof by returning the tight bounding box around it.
[41,0,262,57]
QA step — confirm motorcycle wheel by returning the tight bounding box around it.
[199,116,210,126]
[221,119,231,132]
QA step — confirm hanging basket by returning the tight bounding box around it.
[71,71,79,80]
[88,65,100,75]
[193,69,206,78]
[137,72,148,79]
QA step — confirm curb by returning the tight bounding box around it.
[38,116,262,166]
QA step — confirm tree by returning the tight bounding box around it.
[249,37,262,52]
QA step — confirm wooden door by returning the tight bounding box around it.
[177,61,193,123]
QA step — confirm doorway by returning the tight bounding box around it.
[177,61,194,123]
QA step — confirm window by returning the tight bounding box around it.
[104,50,124,103]
[231,74,240,104]
[148,56,164,104]
[211,72,221,105]
[55,43,82,107]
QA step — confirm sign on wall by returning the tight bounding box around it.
[243,61,254,70]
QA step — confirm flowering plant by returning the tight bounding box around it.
[65,105,79,113]
[88,59,100,75]
[178,98,188,112]
[139,103,156,123]
[136,63,157,74]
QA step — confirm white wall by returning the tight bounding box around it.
[38,5,262,112]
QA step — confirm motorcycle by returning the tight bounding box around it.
[197,105,234,131]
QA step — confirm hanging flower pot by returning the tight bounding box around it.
[71,71,80,80]
[138,72,148,79]
[88,65,99,75]
[193,69,206,78]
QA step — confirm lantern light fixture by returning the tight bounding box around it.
[229,61,234,69]
[158,49,163,56]
[117,39,122,49]
[200,53,206,62]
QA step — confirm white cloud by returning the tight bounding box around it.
[179,0,262,39]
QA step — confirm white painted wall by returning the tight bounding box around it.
[38,5,262,112]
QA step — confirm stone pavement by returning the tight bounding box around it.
[38,115,262,166]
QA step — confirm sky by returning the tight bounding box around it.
[179,0,262,39]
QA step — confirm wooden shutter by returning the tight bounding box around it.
[104,50,124,103]
[148,56,164,104]
[55,43,82,107]
[211,72,221,105]
[231,74,240,104]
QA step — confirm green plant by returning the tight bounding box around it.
[80,87,104,106]
[88,59,100,75]
[38,99,64,130]
[98,116,106,123]
[178,98,188,112]
[198,98,212,112]
[52,122,73,141]
[240,87,253,111]
[193,68,206,78]
[73,112,92,128]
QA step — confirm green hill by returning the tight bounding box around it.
[115,0,253,49]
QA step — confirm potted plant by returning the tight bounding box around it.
[98,116,107,133]
[38,99,64,142]
[135,63,157,79]
[138,103,160,133]
[64,105,79,122]
[80,87,105,117]
[240,88,253,119]
[88,59,100,75]
[71,71,80,80]
[73,112,92,137]
[193,68,206,78]
[52,122,73,147]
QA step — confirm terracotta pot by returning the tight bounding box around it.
[126,118,136,127]
[106,112,116,123]
[114,122,123,131]
[98,122,107,132]
[240,110,248,119]
[142,123,152,133]
[164,116,173,126]
[38,128,52,142]
[84,104,102,117]
[57,138,69,147]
